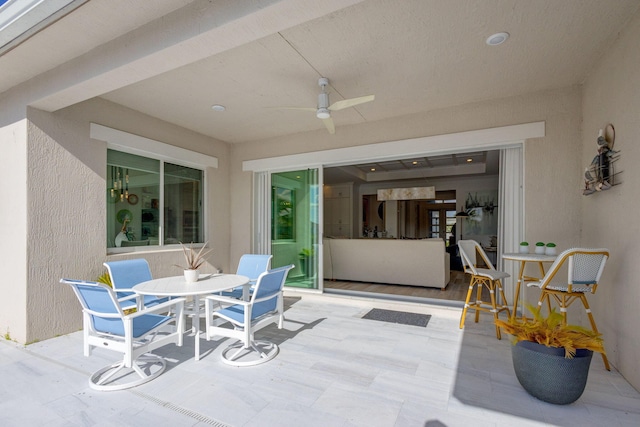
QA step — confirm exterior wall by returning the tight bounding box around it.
[26,108,105,342]
[21,99,231,343]
[582,9,640,390]
[230,87,583,271]
[0,118,28,342]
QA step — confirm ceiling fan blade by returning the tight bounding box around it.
[329,95,375,111]
[322,117,335,134]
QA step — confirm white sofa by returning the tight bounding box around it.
[323,238,450,289]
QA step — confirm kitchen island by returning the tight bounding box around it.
[323,238,450,289]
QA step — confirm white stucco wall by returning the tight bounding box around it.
[230,86,583,270]
[582,9,640,390]
[230,87,585,337]
[0,118,28,342]
[21,99,231,343]
[26,108,105,342]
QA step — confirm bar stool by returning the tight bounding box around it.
[527,248,610,370]
[458,240,511,339]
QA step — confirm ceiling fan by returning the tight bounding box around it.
[276,77,374,134]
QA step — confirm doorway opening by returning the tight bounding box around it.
[322,151,501,304]
[246,123,535,305]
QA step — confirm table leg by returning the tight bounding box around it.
[512,261,526,321]
[536,262,546,278]
[193,295,201,361]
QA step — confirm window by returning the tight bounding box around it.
[107,149,204,249]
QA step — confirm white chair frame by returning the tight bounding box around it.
[61,279,185,390]
[204,265,293,366]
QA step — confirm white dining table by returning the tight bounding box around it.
[134,273,249,361]
[502,252,557,320]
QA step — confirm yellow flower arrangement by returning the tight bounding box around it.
[495,305,605,358]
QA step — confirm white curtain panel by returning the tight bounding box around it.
[498,145,524,306]
[252,171,271,254]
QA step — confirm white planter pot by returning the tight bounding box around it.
[545,247,557,256]
[519,245,529,254]
[535,246,546,254]
[184,269,200,283]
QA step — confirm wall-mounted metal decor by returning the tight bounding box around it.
[583,124,621,195]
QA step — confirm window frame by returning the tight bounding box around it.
[92,124,217,255]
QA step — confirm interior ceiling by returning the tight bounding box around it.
[324,151,499,185]
[2,0,639,181]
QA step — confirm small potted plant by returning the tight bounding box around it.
[97,271,136,314]
[545,242,557,256]
[534,241,546,254]
[519,241,529,253]
[176,242,212,283]
[96,272,112,287]
[495,306,605,404]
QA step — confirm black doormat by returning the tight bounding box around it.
[362,308,431,327]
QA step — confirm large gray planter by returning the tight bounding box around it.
[512,340,593,405]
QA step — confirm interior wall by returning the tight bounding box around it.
[581,8,640,390]
[358,174,499,243]
[22,99,231,343]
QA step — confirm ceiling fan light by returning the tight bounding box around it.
[317,108,330,119]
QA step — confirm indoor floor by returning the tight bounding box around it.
[323,270,471,303]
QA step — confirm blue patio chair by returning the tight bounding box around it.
[205,264,294,366]
[104,258,167,309]
[60,279,185,391]
[220,254,273,299]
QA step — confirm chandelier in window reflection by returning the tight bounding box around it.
[110,167,129,202]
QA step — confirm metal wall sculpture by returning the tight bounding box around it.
[583,124,621,196]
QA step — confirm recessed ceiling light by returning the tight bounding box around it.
[211,104,226,112]
[486,32,509,46]
[466,158,473,163]
[412,161,418,165]
[370,168,376,172]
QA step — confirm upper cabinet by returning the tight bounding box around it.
[323,184,353,238]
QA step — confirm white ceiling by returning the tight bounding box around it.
[2,0,639,146]
[100,0,640,143]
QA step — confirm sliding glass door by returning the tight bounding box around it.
[270,169,320,290]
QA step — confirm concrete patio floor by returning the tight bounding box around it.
[1,292,639,426]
